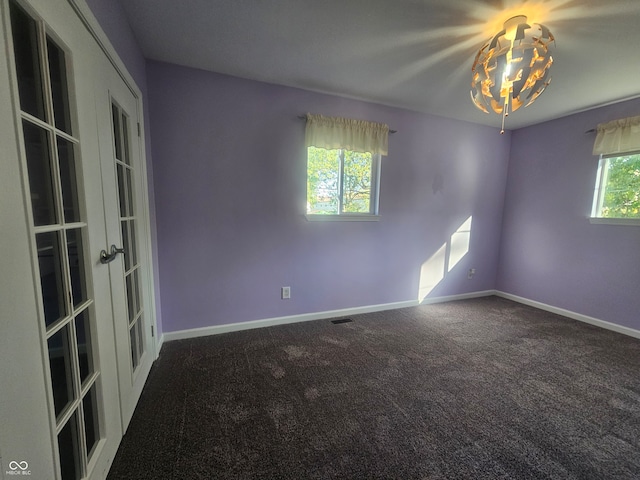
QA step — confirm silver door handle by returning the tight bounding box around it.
[100,245,125,264]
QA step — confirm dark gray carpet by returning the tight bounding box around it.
[107,296,640,479]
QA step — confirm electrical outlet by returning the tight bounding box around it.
[468,268,476,279]
[281,286,291,299]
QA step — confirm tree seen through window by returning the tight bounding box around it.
[596,153,640,218]
[307,147,376,215]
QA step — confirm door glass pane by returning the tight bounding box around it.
[129,324,139,370]
[136,316,144,362]
[121,113,130,165]
[47,325,74,417]
[116,163,127,218]
[133,269,141,316]
[121,220,130,271]
[83,386,100,457]
[125,167,134,217]
[129,220,137,267]
[37,232,66,327]
[23,120,56,226]
[47,36,72,134]
[57,137,80,223]
[75,310,93,385]
[9,1,45,120]
[58,411,80,480]
[125,273,135,322]
[112,104,122,161]
[66,228,87,307]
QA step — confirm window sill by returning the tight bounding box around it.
[306,214,380,222]
[589,217,640,226]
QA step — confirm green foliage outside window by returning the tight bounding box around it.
[307,147,340,214]
[307,147,374,215]
[342,150,372,213]
[600,153,640,218]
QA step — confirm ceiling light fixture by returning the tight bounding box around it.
[470,15,554,134]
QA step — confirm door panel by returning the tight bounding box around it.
[0,0,154,478]
[4,1,123,477]
[94,56,154,432]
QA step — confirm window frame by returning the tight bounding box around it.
[305,147,382,222]
[589,150,640,226]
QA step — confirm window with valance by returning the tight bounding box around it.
[304,113,389,220]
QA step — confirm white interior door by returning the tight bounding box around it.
[94,55,155,431]
[1,0,123,478]
[1,0,156,477]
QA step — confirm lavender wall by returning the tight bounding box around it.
[146,61,511,332]
[75,1,640,337]
[497,98,640,330]
[84,0,163,334]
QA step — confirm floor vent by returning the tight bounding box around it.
[331,318,353,324]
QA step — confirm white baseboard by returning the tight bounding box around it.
[156,334,165,355]
[496,291,640,339]
[159,290,640,345]
[420,290,496,305]
[162,299,419,342]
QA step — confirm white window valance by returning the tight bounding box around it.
[592,115,640,155]
[304,113,389,156]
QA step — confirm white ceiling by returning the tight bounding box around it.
[120,0,640,130]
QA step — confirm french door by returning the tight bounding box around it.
[94,53,155,431]
[0,0,155,478]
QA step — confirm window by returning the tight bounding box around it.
[303,113,389,220]
[590,115,640,225]
[306,147,380,216]
[591,152,640,223]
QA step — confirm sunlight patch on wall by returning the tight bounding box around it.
[418,243,447,303]
[448,216,472,272]
[418,216,473,302]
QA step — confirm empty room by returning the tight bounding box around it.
[1,0,639,478]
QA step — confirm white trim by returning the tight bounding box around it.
[163,300,418,342]
[161,289,640,344]
[420,290,496,305]
[67,0,138,99]
[590,155,606,217]
[157,333,165,353]
[495,291,640,340]
[588,217,640,226]
[162,291,496,343]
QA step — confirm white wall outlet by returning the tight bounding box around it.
[281,286,291,299]
[468,268,476,279]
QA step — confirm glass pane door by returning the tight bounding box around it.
[111,102,146,373]
[94,58,154,431]
[9,2,103,478]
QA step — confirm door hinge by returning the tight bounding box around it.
[137,122,141,137]
[151,325,154,337]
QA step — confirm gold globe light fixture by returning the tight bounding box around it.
[471,15,554,133]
